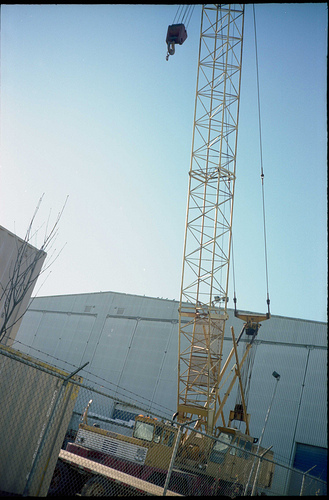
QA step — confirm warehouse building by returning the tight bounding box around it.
[11,290,327,495]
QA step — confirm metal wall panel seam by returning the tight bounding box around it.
[112,318,140,407]
[148,322,176,411]
[27,308,97,317]
[106,314,179,323]
[283,347,312,493]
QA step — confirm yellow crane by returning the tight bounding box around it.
[171,4,270,438]
[58,6,275,496]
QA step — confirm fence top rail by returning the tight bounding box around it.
[0,344,82,383]
[59,449,181,496]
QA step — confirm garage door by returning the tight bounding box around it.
[288,443,327,495]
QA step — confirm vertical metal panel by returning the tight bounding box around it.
[15,310,97,368]
[256,313,327,347]
[54,313,97,366]
[247,344,309,450]
[120,320,177,412]
[10,310,44,351]
[294,348,328,447]
[92,316,136,374]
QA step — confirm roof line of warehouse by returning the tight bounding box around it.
[26,308,327,351]
[31,291,327,325]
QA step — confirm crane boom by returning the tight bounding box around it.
[177,4,245,435]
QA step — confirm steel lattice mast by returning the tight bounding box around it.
[177,4,245,435]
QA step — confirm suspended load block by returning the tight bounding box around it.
[166,23,187,59]
[166,23,187,45]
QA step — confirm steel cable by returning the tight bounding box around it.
[253,4,271,308]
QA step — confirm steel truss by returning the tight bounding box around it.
[178,4,245,434]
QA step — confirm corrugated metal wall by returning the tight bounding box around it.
[12,291,327,492]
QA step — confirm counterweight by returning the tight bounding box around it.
[177,4,245,435]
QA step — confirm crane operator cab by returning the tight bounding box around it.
[166,23,187,60]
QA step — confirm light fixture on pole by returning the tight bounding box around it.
[244,371,281,496]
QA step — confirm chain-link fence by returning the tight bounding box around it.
[0,345,83,496]
[1,345,327,497]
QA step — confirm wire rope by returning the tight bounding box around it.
[186,5,195,28]
[181,5,189,25]
[173,4,195,29]
[253,4,270,310]
[231,233,237,306]
[172,5,184,25]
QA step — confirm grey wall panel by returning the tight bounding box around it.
[128,321,173,372]
[152,378,177,416]
[71,292,114,314]
[107,294,178,321]
[240,344,310,463]
[29,312,68,354]
[27,295,73,313]
[256,314,327,347]
[117,370,158,406]
[84,317,181,416]
[128,321,177,412]
[54,313,97,367]
[91,317,137,370]
[294,348,327,448]
[11,310,44,352]
[154,324,178,381]
[251,344,309,402]
[13,309,97,369]
[82,317,139,410]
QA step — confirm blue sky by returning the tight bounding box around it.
[1,4,327,322]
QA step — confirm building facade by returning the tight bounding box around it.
[12,290,327,494]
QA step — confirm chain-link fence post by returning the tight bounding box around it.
[299,465,316,496]
[163,418,199,496]
[251,445,273,496]
[244,372,280,495]
[22,362,88,496]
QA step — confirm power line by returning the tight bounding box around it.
[9,336,175,418]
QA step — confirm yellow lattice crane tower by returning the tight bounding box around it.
[173,4,270,437]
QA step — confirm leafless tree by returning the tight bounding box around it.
[0,194,68,344]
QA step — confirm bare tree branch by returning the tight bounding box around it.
[0,195,68,344]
